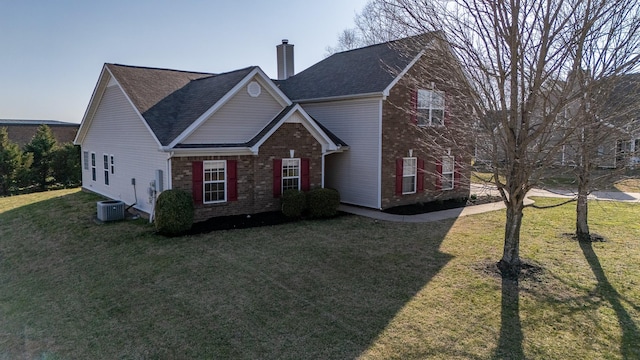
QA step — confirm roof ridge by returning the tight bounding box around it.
[328,32,437,57]
[190,66,258,82]
[106,63,215,76]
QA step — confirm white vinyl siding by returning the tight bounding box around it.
[303,98,382,208]
[80,82,168,214]
[183,77,284,145]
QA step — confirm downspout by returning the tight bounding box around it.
[377,99,384,210]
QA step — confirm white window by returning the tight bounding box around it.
[204,160,226,203]
[103,154,109,186]
[418,89,445,126]
[282,158,300,192]
[442,156,455,190]
[402,157,417,194]
[91,152,96,181]
[110,155,115,175]
[83,151,89,170]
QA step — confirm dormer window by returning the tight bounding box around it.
[418,89,445,126]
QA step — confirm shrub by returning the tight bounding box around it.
[281,189,306,218]
[307,188,340,218]
[154,189,194,236]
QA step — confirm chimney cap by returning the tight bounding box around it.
[282,39,289,44]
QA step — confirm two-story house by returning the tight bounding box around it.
[74,33,473,221]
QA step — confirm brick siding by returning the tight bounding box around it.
[171,123,323,222]
[380,53,473,209]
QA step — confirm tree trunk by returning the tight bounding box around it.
[576,168,590,242]
[498,196,525,278]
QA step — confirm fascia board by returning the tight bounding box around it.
[169,147,255,157]
[293,92,384,104]
[75,65,110,145]
[382,49,427,98]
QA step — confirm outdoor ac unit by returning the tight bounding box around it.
[97,200,125,222]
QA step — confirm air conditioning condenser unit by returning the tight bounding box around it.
[97,200,125,221]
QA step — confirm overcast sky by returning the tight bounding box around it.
[0,0,368,123]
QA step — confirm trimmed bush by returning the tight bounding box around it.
[154,189,194,236]
[281,189,306,218]
[307,188,340,218]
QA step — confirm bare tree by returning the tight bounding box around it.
[325,0,417,56]
[561,0,640,242]
[381,0,640,276]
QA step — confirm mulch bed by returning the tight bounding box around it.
[183,195,503,235]
[187,211,297,234]
[383,195,503,216]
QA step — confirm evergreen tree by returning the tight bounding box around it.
[52,142,81,187]
[0,127,22,195]
[23,125,57,190]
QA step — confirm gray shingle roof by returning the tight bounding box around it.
[107,64,255,146]
[173,104,348,149]
[277,34,434,101]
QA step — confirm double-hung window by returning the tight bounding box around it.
[103,154,109,185]
[83,151,89,170]
[402,157,417,194]
[441,156,455,190]
[91,152,96,181]
[417,89,445,126]
[203,160,226,203]
[110,155,115,174]
[282,158,300,192]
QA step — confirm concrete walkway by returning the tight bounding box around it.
[338,186,640,223]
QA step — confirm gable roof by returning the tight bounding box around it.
[107,64,256,146]
[172,104,347,154]
[277,33,436,101]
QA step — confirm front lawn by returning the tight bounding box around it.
[1,189,639,358]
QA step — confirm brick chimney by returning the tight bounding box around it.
[277,39,294,80]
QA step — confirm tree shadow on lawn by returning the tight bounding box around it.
[0,191,461,359]
[579,240,640,359]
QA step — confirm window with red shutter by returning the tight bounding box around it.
[227,160,238,201]
[301,158,310,191]
[192,161,203,205]
[395,158,403,195]
[273,159,282,197]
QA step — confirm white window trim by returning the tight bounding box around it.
[282,158,301,193]
[417,89,445,127]
[442,155,455,190]
[203,160,227,204]
[90,152,96,182]
[103,154,110,186]
[402,157,417,195]
[83,151,89,170]
[110,155,115,175]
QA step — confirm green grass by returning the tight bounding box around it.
[1,190,639,359]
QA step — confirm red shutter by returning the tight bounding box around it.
[411,89,418,124]
[273,159,282,198]
[435,160,442,191]
[227,160,238,201]
[301,158,310,191]
[395,158,403,195]
[192,161,203,205]
[417,158,425,192]
[454,159,462,190]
